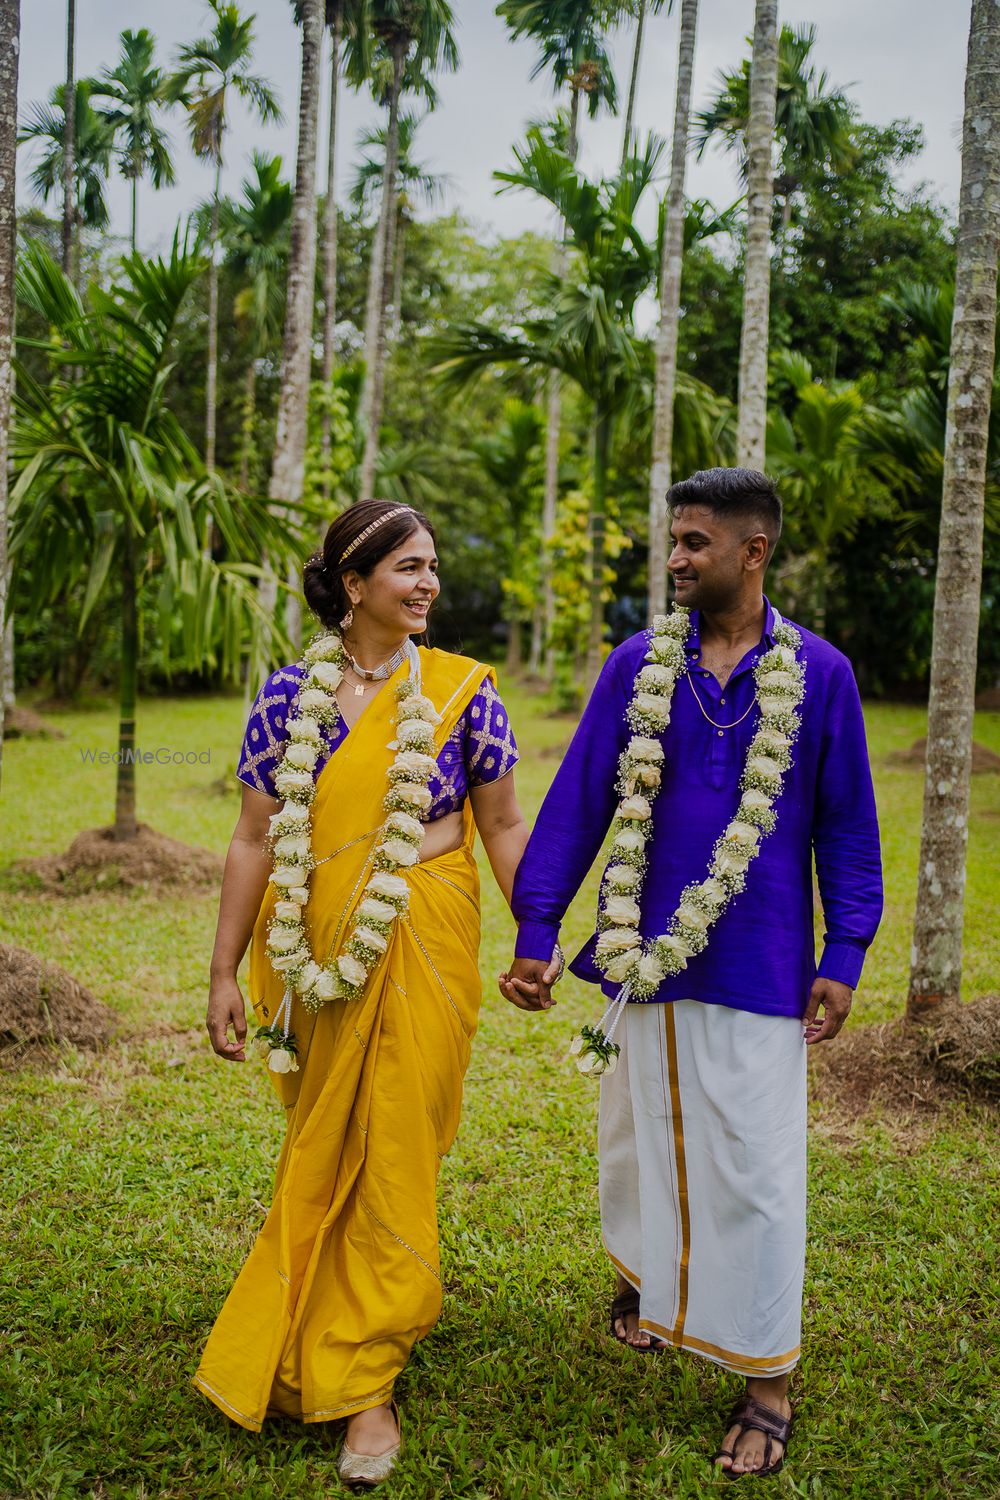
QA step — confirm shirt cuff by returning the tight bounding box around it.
[514,920,560,962]
[817,939,867,990]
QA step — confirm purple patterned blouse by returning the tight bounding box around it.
[237,660,519,820]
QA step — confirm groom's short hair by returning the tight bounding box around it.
[667,468,783,560]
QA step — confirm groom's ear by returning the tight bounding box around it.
[744,532,770,573]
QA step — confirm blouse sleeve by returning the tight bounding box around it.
[236,665,303,799]
[462,677,519,786]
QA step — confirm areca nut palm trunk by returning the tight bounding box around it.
[265,0,323,648]
[0,0,19,790]
[62,0,75,278]
[735,0,778,470]
[319,3,343,501]
[206,162,222,470]
[113,531,140,840]
[647,0,698,621]
[907,0,1000,1017]
[358,41,405,503]
[620,0,646,167]
[583,401,612,693]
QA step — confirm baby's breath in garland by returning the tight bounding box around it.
[572,605,806,1078]
[252,630,441,1073]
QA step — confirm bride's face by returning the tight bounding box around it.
[347,526,440,638]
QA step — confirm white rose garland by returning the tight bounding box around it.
[252,631,441,1071]
[573,606,806,1077]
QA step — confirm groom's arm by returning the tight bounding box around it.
[511,648,632,968]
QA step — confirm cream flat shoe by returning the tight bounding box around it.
[337,1402,401,1489]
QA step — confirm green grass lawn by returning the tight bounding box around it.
[1,683,998,1499]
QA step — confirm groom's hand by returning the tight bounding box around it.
[499,957,556,1012]
[803,977,853,1044]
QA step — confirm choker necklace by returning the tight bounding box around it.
[346,643,407,695]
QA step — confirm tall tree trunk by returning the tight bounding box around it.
[620,0,647,167]
[647,0,698,622]
[205,164,221,470]
[238,358,257,491]
[736,0,778,470]
[261,0,323,651]
[113,532,138,841]
[584,405,611,694]
[0,0,20,793]
[389,211,405,342]
[130,173,138,253]
[358,41,404,503]
[907,0,1000,1017]
[319,3,342,504]
[62,0,75,280]
[540,86,581,676]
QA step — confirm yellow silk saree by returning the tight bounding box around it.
[194,649,491,1430]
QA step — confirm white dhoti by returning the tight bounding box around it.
[599,999,807,1378]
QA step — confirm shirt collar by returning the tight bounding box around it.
[685,596,776,661]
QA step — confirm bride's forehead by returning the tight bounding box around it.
[382,528,437,563]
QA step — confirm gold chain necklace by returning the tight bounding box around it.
[686,671,755,732]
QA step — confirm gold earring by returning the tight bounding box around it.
[340,607,354,630]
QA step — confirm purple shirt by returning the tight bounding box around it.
[238,662,518,818]
[512,601,883,1019]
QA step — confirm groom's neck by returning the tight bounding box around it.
[699,593,766,650]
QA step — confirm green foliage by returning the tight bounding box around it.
[168,1,282,166]
[549,488,632,702]
[91,29,176,197]
[18,80,116,232]
[303,379,356,509]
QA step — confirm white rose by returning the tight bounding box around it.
[634,692,671,725]
[397,718,436,749]
[595,927,641,956]
[757,696,794,718]
[740,788,773,811]
[309,660,343,691]
[250,1035,271,1060]
[274,833,310,863]
[772,644,797,668]
[612,828,645,854]
[274,768,314,796]
[289,715,322,743]
[353,925,388,954]
[660,933,695,962]
[393,750,438,777]
[284,741,318,772]
[392,782,432,811]
[576,1050,609,1077]
[724,821,760,848]
[365,872,410,903]
[714,846,752,877]
[337,953,368,988]
[605,950,639,982]
[385,811,424,841]
[677,902,710,932]
[604,895,641,926]
[270,946,310,972]
[298,961,322,992]
[699,878,728,909]
[758,669,798,693]
[287,885,310,905]
[278,800,310,825]
[272,863,309,888]
[636,764,661,788]
[304,634,343,663]
[274,900,303,923]
[268,924,301,953]
[755,730,792,754]
[357,898,398,925]
[636,954,665,989]
[311,969,342,1002]
[747,754,782,779]
[619,794,652,822]
[379,837,420,867]
[267,1048,297,1074]
[638,663,671,691]
[629,735,664,763]
[398,694,439,723]
[298,687,331,715]
[605,864,641,891]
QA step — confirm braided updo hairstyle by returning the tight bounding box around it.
[302,500,437,629]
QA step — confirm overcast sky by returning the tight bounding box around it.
[17,0,968,255]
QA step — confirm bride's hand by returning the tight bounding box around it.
[207,974,248,1061]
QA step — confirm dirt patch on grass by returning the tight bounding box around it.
[885,737,1000,773]
[811,996,1000,1130]
[16,824,223,894]
[0,943,115,1064]
[3,705,66,739]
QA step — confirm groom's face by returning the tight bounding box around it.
[667,505,761,611]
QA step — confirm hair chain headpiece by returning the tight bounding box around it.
[338,506,413,565]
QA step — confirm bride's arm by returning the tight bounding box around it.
[468,770,529,908]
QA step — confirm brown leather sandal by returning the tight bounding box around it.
[714,1396,793,1480]
[608,1289,665,1351]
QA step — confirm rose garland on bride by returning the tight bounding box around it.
[250,630,441,1073]
[571,605,806,1079]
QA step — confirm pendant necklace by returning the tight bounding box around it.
[346,643,407,696]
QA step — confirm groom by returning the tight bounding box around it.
[501,467,883,1478]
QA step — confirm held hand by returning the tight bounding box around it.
[207,974,248,1061]
[498,955,557,1012]
[803,977,853,1045]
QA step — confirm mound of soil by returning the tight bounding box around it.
[18,824,224,893]
[0,943,114,1057]
[3,705,65,739]
[886,737,1000,773]
[811,995,1000,1120]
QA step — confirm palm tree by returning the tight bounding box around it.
[19,82,114,274]
[62,0,75,277]
[468,398,543,674]
[908,0,1000,1015]
[356,1,458,504]
[647,0,697,620]
[497,0,621,673]
[91,29,175,252]
[0,0,20,788]
[169,1,282,470]
[218,152,292,490]
[619,0,670,167]
[11,240,296,840]
[693,22,854,230]
[735,0,778,470]
[435,135,662,691]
